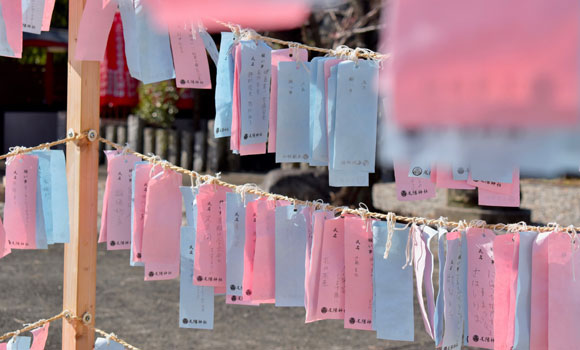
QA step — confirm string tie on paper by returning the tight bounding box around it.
[402,223,417,269]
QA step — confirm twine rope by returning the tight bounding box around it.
[0,132,87,161]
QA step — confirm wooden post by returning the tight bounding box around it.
[63,0,100,348]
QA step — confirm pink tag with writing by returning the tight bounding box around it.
[0,217,10,259]
[252,200,283,302]
[394,161,436,201]
[344,217,374,330]
[316,216,346,320]
[493,233,519,350]
[141,169,182,281]
[30,323,49,350]
[4,155,38,249]
[99,151,115,244]
[131,163,162,264]
[435,164,475,190]
[74,0,116,61]
[548,232,580,349]
[169,23,211,89]
[0,0,22,58]
[302,205,314,305]
[530,231,551,350]
[267,48,308,153]
[194,184,230,287]
[226,294,259,306]
[466,228,495,349]
[305,210,334,323]
[41,0,56,31]
[478,171,520,207]
[412,225,435,339]
[103,153,141,250]
[468,169,518,195]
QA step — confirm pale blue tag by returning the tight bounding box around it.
[333,61,379,173]
[7,336,31,350]
[49,150,70,244]
[328,65,368,187]
[180,226,214,329]
[94,338,124,350]
[470,163,514,183]
[199,29,219,66]
[214,32,236,138]
[452,164,470,181]
[180,186,198,227]
[513,231,537,350]
[275,62,311,163]
[239,40,272,145]
[275,205,307,307]
[373,221,414,341]
[130,161,146,267]
[0,2,14,57]
[441,232,464,349]
[408,162,432,179]
[32,151,49,249]
[433,228,447,346]
[118,0,141,80]
[309,57,331,166]
[461,231,469,346]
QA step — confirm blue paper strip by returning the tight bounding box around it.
[441,232,465,349]
[275,205,307,307]
[373,221,414,341]
[513,231,537,350]
[309,58,331,166]
[214,32,236,138]
[225,192,249,296]
[199,29,219,66]
[95,338,124,350]
[461,231,469,346]
[7,336,31,350]
[180,186,198,227]
[49,150,70,244]
[433,228,447,346]
[31,151,50,249]
[0,1,14,57]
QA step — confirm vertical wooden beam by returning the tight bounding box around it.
[63,0,100,348]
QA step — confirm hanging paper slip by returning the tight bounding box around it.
[513,231,536,350]
[141,169,182,281]
[180,226,214,330]
[309,57,331,166]
[274,205,307,307]
[373,221,414,341]
[470,164,515,184]
[547,232,580,349]
[333,60,379,173]
[435,164,475,190]
[0,217,10,259]
[394,161,436,201]
[468,168,518,195]
[101,152,141,250]
[275,61,311,163]
[316,216,346,320]
[344,217,374,330]
[493,233,519,350]
[268,48,308,153]
[226,192,257,297]
[239,40,272,146]
[198,27,218,66]
[466,228,495,349]
[441,231,465,349]
[194,184,230,287]
[433,228,447,346]
[242,198,265,300]
[32,151,49,249]
[461,231,469,345]
[0,1,13,57]
[530,232,550,350]
[74,0,116,61]
[7,336,31,350]
[47,150,69,243]
[5,154,38,249]
[0,0,21,58]
[408,162,432,179]
[305,210,334,322]
[94,338,124,350]
[477,170,520,207]
[169,23,211,89]
[40,0,54,30]
[22,0,45,34]
[412,225,436,339]
[29,323,49,350]
[214,32,236,138]
[253,200,286,302]
[452,164,470,181]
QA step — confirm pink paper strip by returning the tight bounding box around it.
[344,217,374,330]
[41,0,55,31]
[548,232,580,349]
[267,48,308,153]
[74,0,117,61]
[131,163,161,263]
[4,155,38,249]
[305,210,334,323]
[252,200,278,301]
[316,216,346,320]
[478,171,520,207]
[0,217,10,259]
[468,169,518,195]
[242,198,265,301]
[394,161,436,201]
[230,44,241,152]
[435,164,475,190]
[30,323,49,350]
[104,153,141,250]
[194,184,230,287]
[169,23,212,89]
[141,169,182,281]
[0,0,22,58]
[529,231,551,350]
[493,233,519,350]
[466,228,495,349]
[98,151,117,244]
